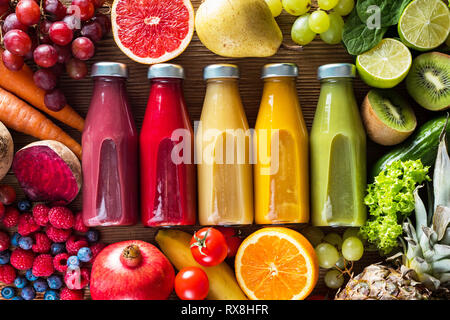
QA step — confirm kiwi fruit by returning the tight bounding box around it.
[362,89,417,146]
[406,52,450,111]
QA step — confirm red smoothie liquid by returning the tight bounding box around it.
[82,70,138,226]
[140,73,196,227]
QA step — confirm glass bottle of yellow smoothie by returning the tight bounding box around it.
[196,64,253,225]
[310,63,366,227]
[254,63,309,224]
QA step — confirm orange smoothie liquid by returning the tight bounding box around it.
[254,74,309,224]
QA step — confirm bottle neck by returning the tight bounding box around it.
[318,78,357,113]
[205,78,239,93]
[263,76,296,90]
[93,76,127,92]
[150,78,183,91]
[320,77,353,87]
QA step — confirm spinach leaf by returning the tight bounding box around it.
[342,8,388,56]
[356,0,412,27]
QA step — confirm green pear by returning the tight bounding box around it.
[195,0,283,58]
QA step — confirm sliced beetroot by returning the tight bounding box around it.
[12,140,81,205]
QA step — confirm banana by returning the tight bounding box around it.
[155,229,248,300]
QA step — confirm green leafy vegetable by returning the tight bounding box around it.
[342,8,387,55]
[356,0,412,27]
[361,159,431,254]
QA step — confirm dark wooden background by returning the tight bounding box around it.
[0,0,441,299]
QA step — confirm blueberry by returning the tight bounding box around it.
[33,279,48,292]
[17,200,32,212]
[44,290,60,300]
[47,275,63,290]
[50,243,65,256]
[25,269,39,282]
[67,255,80,267]
[86,230,100,243]
[1,286,15,299]
[77,247,92,263]
[18,236,33,250]
[14,276,27,289]
[10,232,21,247]
[0,250,10,265]
[21,286,36,300]
[11,296,23,300]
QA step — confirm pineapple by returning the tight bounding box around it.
[337,132,450,300]
[335,264,430,300]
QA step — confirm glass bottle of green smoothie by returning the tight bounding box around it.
[310,63,367,227]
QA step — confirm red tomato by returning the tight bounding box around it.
[216,227,243,258]
[175,267,209,300]
[190,227,228,267]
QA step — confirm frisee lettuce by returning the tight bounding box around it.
[361,159,430,254]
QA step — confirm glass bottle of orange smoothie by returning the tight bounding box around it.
[254,63,309,224]
[196,64,253,226]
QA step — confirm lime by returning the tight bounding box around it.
[356,38,412,88]
[398,0,450,51]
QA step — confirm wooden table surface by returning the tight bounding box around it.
[0,0,440,299]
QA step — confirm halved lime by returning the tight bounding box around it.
[356,38,412,88]
[398,0,450,51]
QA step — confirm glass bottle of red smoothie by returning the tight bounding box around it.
[82,62,138,226]
[140,64,196,227]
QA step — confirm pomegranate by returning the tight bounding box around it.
[90,240,174,300]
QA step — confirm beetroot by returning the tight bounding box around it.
[12,140,81,205]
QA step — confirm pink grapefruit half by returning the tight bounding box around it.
[111,0,194,64]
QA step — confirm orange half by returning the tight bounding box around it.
[235,227,319,300]
[111,0,195,64]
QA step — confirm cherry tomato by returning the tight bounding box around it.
[190,227,228,267]
[175,267,209,300]
[216,227,242,258]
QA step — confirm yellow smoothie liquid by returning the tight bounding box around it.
[254,64,309,224]
[310,64,366,227]
[197,65,253,225]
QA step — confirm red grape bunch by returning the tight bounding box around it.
[0,0,110,111]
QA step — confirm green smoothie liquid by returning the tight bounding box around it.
[310,78,367,227]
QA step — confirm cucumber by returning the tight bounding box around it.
[371,116,449,179]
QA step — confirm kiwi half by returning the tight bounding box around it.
[406,52,450,111]
[362,89,417,146]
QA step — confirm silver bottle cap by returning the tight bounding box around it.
[204,64,239,80]
[148,63,185,79]
[317,63,356,80]
[262,63,298,79]
[91,62,128,78]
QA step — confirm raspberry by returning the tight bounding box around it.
[2,207,19,228]
[32,233,51,253]
[0,265,16,284]
[53,253,69,273]
[60,287,83,300]
[46,226,72,243]
[32,254,54,277]
[0,202,4,220]
[0,231,9,251]
[66,235,88,256]
[64,267,89,290]
[32,204,50,226]
[10,248,35,270]
[90,242,106,261]
[73,212,88,233]
[48,207,74,229]
[18,213,40,236]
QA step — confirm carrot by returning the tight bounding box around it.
[0,48,85,132]
[0,87,82,159]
